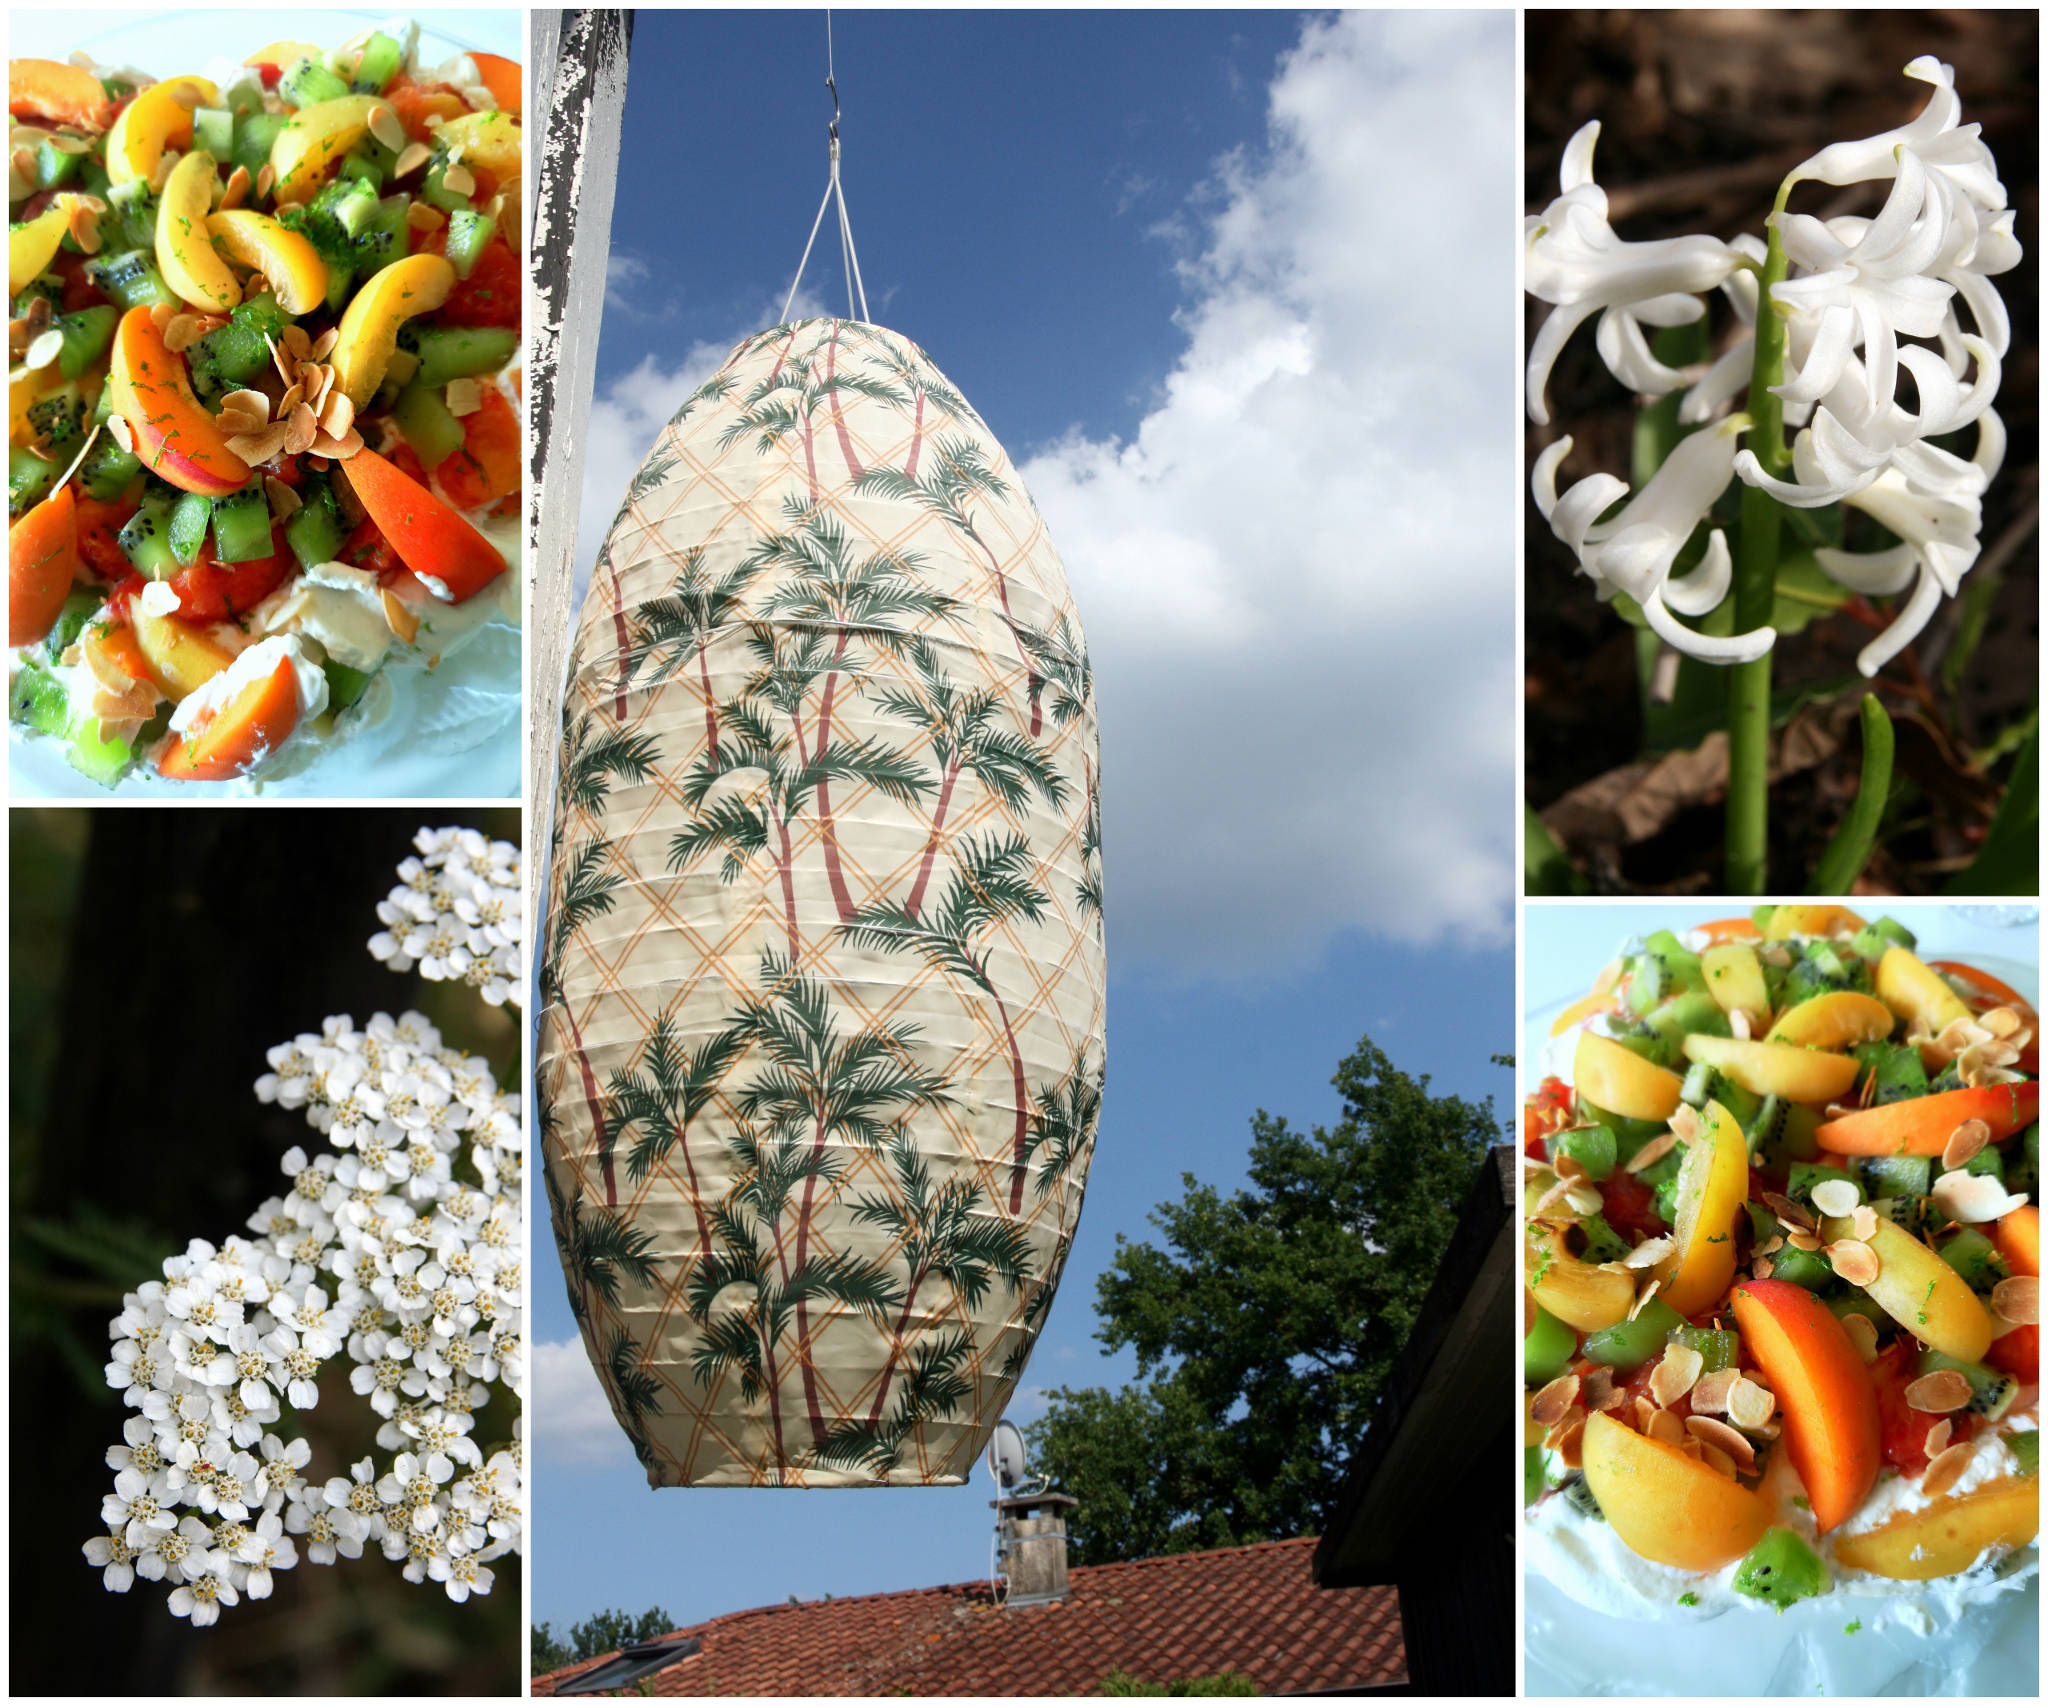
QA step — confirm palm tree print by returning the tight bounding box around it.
[555,1183,660,1327]
[862,341,973,481]
[1020,1046,1105,1202]
[717,327,896,502]
[603,1006,746,1253]
[838,833,1052,1213]
[627,545,764,766]
[596,446,685,715]
[605,1324,665,1469]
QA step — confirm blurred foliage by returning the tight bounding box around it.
[531,1605,678,1675]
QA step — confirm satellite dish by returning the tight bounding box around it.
[987,1419,1028,1488]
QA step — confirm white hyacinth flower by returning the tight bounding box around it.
[1790,56,2006,212]
[1525,121,1743,425]
[1534,414,1775,665]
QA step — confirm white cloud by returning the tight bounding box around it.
[532,1337,634,1469]
[605,249,650,307]
[1022,10,1517,973]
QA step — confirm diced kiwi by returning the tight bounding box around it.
[42,590,100,663]
[25,385,88,452]
[1670,1325,1740,1372]
[1525,1303,1576,1386]
[2008,1432,2041,1476]
[1750,1094,1822,1169]
[280,54,351,109]
[1934,1226,2008,1294]
[1550,1123,1617,1184]
[1787,1161,1862,1210]
[1917,1349,2018,1422]
[167,492,212,568]
[1859,1154,1932,1200]
[118,485,183,578]
[1583,1297,1687,1373]
[75,430,142,503]
[210,483,274,564]
[285,474,347,570]
[1766,1241,1833,1291]
[85,249,177,310]
[52,305,118,381]
[104,180,158,250]
[1733,1528,1829,1611]
[9,446,59,519]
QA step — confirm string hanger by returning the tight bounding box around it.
[781,8,871,326]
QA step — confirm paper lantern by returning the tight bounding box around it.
[537,317,1105,1486]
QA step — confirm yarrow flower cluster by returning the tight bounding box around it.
[370,826,525,1008]
[85,832,525,1623]
[1527,56,2017,676]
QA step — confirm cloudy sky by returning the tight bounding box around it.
[541,8,1516,1637]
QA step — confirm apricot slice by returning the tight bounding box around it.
[1816,1083,2039,1157]
[105,75,218,187]
[243,41,325,70]
[129,603,235,701]
[1549,991,1613,1037]
[269,94,383,206]
[206,210,327,315]
[9,482,79,645]
[10,196,82,296]
[107,307,251,497]
[1526,1222,1634,1335]
[330,253,455,409]
[468,52,524,115]
[433,109,522,177]
[1680,1034,1860,1103]
[158,655,303,779]
[1833,1474,2038,1580]
[1574,1031,1683,1124]
[1875,946,1976,1038]
[156,151,240,312]
[1764,904,1867,940]
[1731,1279,1880,1532]
[10,58,114,130]
[1994,1205,2040,1279]
[1701,942,1770,1029]
[341,444,506,602]
[1766,991,1895,1050]
[1820,1212,1995,1363]
[1581,1411,1771,1572]
[1654,1098,1748,1317]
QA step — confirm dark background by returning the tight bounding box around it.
[1526,9,2039,892]
[10,807,521,1695]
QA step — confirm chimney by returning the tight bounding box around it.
[993,1490,1078,1608]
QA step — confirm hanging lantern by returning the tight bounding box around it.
[537,316,1106,1486]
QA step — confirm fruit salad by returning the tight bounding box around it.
[1525,905,2039,1622]
[7,21,522,788]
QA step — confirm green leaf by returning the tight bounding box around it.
[1767,549,1852,637]
[1525,802,1585,895]
[1945,729,2037,896]
[1809,695,1895,895]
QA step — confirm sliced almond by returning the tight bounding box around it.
[1726,1376,1775,1433]
[1552,1417,1587,1472]
[407,199,445,232]
[1923,1417,1953,1459]
[1622,1236,1675,1270]
[1922,1439,1974,1498]
[393,140,432,180]
[1727,1007,1751,1042]
[444,375,484,418]
[282,324,312,362]
[277,381,305,419]
[1626,1132,1677,1175]
[320,391,356,441]
[367,103,407,154]
[167,83,204,112]
[106,413,135,453]
[1982,1006,2023,1039]
[310,327,340,362]
[1681,1436,1705,1462]
[1751,1254,1775,1279]
[1689,1367,1738,1415]
[256,162,276,201]
[1647,1407,1686,1447]
[1904,1369,1972,1414]
[1684,1413,1757,1467]
[1849,1204,1879,1243]
[310,427,364,460]
[1828,1239,1881,1288]
[283,401,318,456]
[1649,1343,1704,1410]
[1531,1373,1582,1431]
[227,424,290,464]
[1932,1170,2029,1226]
[1763,1191,1815,1233]
[263,476,303,522]
[1840,1312,1880,1364]
[1627,1278,1661,1322]
[1942,1119,1992,1173]
[23,327,63,370]
[218,164,251,211]
[1698,1440,1739,1478]
[441,161,476,199]
[1542,1405,1586,1452]
[382,588,421,645]
[1784,1229,1823,1253]
[66,200,101,254]
[1809,1179,1861,1219]
[1634,1396,1656,1433]
[1582,1365,1621,1415]
[1992,1275,2040,1327]
[82,638,138,694]
[162,314,204,355]
[150,148,179,193]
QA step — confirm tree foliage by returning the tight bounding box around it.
[531,1605,677,1676]
[1026,1035,1504,1566]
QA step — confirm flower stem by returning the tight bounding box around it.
[1726,194,1795,893]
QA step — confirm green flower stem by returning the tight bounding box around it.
[1810,695,1895,895]
[1726,192,1795,893]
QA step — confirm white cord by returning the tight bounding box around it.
[779,9,871,325]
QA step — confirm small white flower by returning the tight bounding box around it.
[1789,56,2005,213]
[168,1572,238,1627]
[84,1528,138,1592]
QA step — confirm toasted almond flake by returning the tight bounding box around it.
[459,83,498,113]
[263,476,302,522]
[1841,1312,1880,1364]
[1699,1440,1739,1478]
[1904,1369,1972,1414]
[1982,1006,2023,1038]
[1649,1344,1704,1410]
[1763,1190,1815,1232]
[24,327,64,370]
[82,640,137,694]
[282,402,317,456]
[445,375,484,418]
[1684,1413,1757,1465]
[381,587,421,645]
[1634,1396,1656,1433]
[1667,1102,1705,1147]
[441,161,477,199]
[1690,1368,1738,1415]
[1992,1275,2040,1326]
[1932,1169,2029,1227]
[1726,1376,1775,1432]
[1626,1131,1677,1175]
[8,147,38,196]
[1523,1290,1538,1336]
[1554,1151,1587,1185]
[162,314,205,355]
[1647,1407,1686,1447]
[1621,1235,1675,1271]
[1785,1229,1823,1252]
[217,164,251,211]
[308,455,332,473]
[368,103,407,154]
[1681,1436,1704,1461]
[1542,1405,1586,1452]
[256,162,275,200]
[1923,1417,1953,1458]
[1582,1366,1620,1414]
[1751,1255,1774,1279]
[1759,943,1792,968]
[1757,1234,1785,1257]
[1850,1204,1879,1242]
[393,140,432,180]
[1942,1119,1992,1173]
[1627,1278,1661,1322]
[283,324,312,362]
[1922,1439,1974,1498]
[309,363,337,410]
[1810,1179,1861,1219]
[221,389,274,427]
[1530,1373,1581,1431]
[310,327,340,361]
[424,112,446,130]
[167,83,204,111]
[1525,1173,1570,1221]
[228,425,290,464]
[1728,1008,1751,1041]
[66,201,101,254]
[311,427,364,460]
[1828,1239,1881,1287]
[277,380,306,418]
[1553,1417,1587,1472]
[151,301,182,336]
[407,199,446,232]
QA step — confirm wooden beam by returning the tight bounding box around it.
[527,8,634,894]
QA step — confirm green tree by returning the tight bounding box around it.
[1027,1036,1504,1566]
[531,1606,679,1675]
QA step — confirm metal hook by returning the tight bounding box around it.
[826,71,840,141]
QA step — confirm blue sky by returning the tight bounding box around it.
[538,8,1517,1636]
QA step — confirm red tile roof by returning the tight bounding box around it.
[533,1535,1404,1697]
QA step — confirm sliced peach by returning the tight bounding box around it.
[1574,1031,1683,1124]
[243,41,325,69]
[206,210,327,315]
[129,603,235,701]
[1766,991,1895,1050]
[1526,1222,1634,1335]
[155,151,240,312]
[1698,916,1762,943]
[432,110,521,177]
[9,482,79,645]
[340,445,505,602]
[1820,1212,1996,1363]
[1876,946,1976,1038]
[10,195,83,296]
[1680,1034,1860,1103]
[1833,1474,2039,1580]
[157,656,301,779]
[1701,942,1769,1029]
[10,58,114,130]
[1994,1205,2040,1279]
[1580,1411,1772,1572]
[1763,904,1867,941]
[1655,1098,1748,1317]
[1549,991,1614,1037]
[1731,1279,1880,1532]
[1816,1083,2039,1158]
[107,306,250,497]
[268,94,383,207]
[330,253,455,408]
[469,52,523,115]
[105,74,218,187]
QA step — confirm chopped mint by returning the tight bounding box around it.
[1678,1592,1698,1607]
[1844,1619,1862,1635]
[1792,1495,1810,1511]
